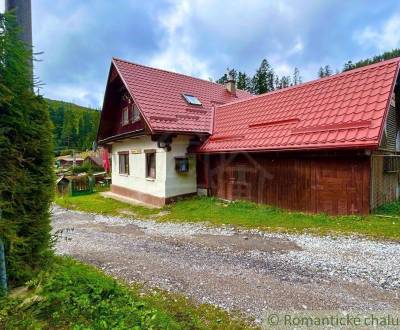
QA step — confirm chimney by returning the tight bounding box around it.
[225,72,236,96]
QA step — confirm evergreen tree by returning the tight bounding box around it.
[318,66,325,78]
[318,65,332,78]
[274,76,280,90]
[236,72,252,92]
[292,67,302,85]
[0,12,54,285]
[252,59,275,94]
[343,61,353,71]
[47,99,100,153]
[324,65,332,77]
[216,73,228,84]
[279,76,291,89]
[342,48,400,72]
[216,68,237,85]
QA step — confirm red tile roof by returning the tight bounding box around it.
[112,58,252,134]
[199,57,400,153]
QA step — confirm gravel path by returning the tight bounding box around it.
[52,205,400,322]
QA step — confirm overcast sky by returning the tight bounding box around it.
[2,0,400,108]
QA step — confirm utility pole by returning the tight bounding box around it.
[5,0,32,46]
[5,0,33,79]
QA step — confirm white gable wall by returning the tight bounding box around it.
[111,135,196,200]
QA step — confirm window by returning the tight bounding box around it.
[146,151,156,179]
[131,104,140,122]
[118,152,129,175]
[122,107,129,126]
[182,94,202,105]
[175,157,189,173]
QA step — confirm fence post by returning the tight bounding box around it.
[0,211,7,295]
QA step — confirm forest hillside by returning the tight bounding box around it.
[46,99,100,154]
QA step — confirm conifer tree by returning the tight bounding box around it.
[324,65,332,77]
[0,12,53,285]
[318,66,325,78]
[252,59,275,94]
[274,76,280,90]
[279,76,291,89]
[342,48,400,72]
[292,67,302,85]
[318,65,332,78]
[237,72,252,92]
[216,68,237,85]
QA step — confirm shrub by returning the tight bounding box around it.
[0,12,54,286]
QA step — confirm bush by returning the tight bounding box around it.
[0,12,54,286]
[71,162,103,175]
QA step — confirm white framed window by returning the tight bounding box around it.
[122,106,129,126]
[145,151,156,179]
[118,152,129,175]
[131,104,140,123]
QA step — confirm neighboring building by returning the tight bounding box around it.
[56,155,84,168]
[97,57,400,214]
[83,154,104,169]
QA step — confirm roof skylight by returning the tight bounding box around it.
[182,94,202,106]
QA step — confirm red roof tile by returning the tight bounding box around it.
[112,58,252,134]
[199,57,400,153]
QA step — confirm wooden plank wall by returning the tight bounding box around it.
[370,153,398,209]
[200,152,371,215]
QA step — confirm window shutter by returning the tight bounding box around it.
[385,105,397,151]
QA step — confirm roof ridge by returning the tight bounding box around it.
[112,57,252,96]
[216,56,400,109]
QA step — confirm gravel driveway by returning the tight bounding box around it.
[52,205,400,322]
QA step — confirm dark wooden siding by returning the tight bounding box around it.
[371,152,399,209]
[199,152,371,215]
[98,68,145,141]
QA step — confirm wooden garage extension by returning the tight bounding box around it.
[198,151,370,215]
[198,58,400,215]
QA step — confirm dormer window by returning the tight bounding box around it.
[182,94,202,106]
[122,106,129,126]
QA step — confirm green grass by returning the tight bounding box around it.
[55,193,400,241]
[55,193,159,218]
[0,257,255,329]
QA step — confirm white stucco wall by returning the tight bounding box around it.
[165,135,197,197]
[111,135,197,198]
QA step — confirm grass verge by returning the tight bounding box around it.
[0,257,255,329]
[55,193,400,241]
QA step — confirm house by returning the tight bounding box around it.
[97,57,400,215]
[97,58,251,206]
[56,155,84,168]
[83,153,104,170]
